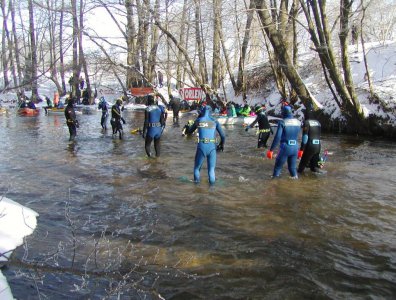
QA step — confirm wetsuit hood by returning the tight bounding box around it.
[282,105,293,118]
[304,108,313,120]
[147,95,156,105]
[201,105,212,117]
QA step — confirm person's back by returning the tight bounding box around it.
[98,97,109,129]
[298,109,322,173]
[240,105,251,116]
[187,105,225,184]
[245,106,273,148]
[111,99,125,138]
[65,98,78,141]
[111,103,121,121]
[143,95,165,157]
[27,101,36,109]
[169,96,181,124]
[268,105,300,178]
[227,104,236,117]
[98,98,108,112]
[46,96,53,108]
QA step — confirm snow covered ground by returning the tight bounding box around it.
[225,41,396,125]
[0,197,38,300]
[0,41,395,124]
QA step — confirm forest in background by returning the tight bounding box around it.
[1,0,396,135]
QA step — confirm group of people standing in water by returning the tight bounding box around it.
[64,93,323,184]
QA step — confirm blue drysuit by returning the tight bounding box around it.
[143,104,166,157]
[269,106,301,178]
[187,106,225,184]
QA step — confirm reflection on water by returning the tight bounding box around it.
[1,110,396,299]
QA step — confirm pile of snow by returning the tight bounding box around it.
[0,197,39,300]
[223,41,396,125]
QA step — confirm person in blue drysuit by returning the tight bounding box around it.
[298,108,322,173]
[267,105,301,178]
[186,105,226,184]
[142,95,166,157]
[98,96,109,130]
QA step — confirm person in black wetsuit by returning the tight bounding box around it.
[111,99,126,139]
[297,108,322,173]
[169,94,181,125]
[44,96,53,114]
[98,96,109,130]
[64,97,79,141]
[245,105,273,148]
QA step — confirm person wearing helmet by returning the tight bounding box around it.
[169,94,181,125]
[267,105,301,178]
[142,95,166,157]
[186,105,226,184]
[111,98,126,139]
[245,105,273,148]
[298,108,323,173]
[182,120,195,136]
[98,96,109,130]
[64,97,79,141]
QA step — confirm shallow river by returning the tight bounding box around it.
[1,109,395,299]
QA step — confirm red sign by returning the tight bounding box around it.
[130,87,154,97]
[179,88,203,101]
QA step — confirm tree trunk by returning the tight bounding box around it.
[1,0,10,90]
[79,0,92,102]
[236,0,255,98]
[59,0,66,95]
[71,0,80,99]
[194,0,207,84]
[299,0,363,119]
[359,0,374,99]
[136,0,149,86]
[254,0,317,108]
[148,0,160,84]
[218,15,237,93]
[211,0,222,90]
[176,0,188,89]
[10,0,23,91]
[28,0,38,101]
[339,0,363,116]
[125,0,141,88]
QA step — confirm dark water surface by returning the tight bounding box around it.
[1,109,395,299]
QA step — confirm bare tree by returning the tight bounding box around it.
[299,0,365,122]
[211,0,222,90]
[27,0,38,101]
[1,0,10,90]
[254,0,318,109]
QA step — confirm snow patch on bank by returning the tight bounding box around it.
[0,197,39,300]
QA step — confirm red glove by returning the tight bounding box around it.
[266,150,273,159]
[298,150,303,159]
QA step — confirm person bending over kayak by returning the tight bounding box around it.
[187,105,225,184]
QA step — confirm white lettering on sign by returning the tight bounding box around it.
[179,88,203,101]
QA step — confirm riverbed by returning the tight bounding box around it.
[1,109,395,299]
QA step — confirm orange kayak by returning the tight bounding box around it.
[18,108,39,116]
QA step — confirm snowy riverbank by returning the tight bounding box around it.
[0,197,38,299]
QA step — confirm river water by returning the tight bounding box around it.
[1,109,395,299]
